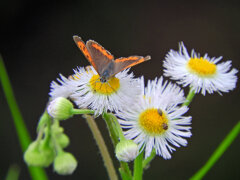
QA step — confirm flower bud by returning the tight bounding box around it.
[53,152,77,175]
[24,141,54,167]
[56,133,70,148]
[115,140,139,162]
[51,123,64,134]
[51,122,70,148]
[47,97,74,120]
[39,140,56,166]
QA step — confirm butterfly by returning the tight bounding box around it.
[73,35,151,82]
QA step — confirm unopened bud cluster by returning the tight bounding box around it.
[24,99,78,175]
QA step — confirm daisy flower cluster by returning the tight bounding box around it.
[49,67,192,159]
[24,40,238,179]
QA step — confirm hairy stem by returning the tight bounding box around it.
[83,114,118,180]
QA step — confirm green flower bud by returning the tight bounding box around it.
[51,124,64,134]
[54,152,78,175]
[47,97,74,120]
[56,133,70,148]
[39,140,56,166]
[51,121,70,148]
[115,140,139,162]
[24,141,54,167]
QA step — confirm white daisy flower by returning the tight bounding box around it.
[163,42,238,95]
[71,66,141,115]
[49,74,80,100]
[117,77,192,159]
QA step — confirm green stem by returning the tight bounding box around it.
[190,121,240,180]
[119,164,132,180]
[71,108,94,115]
[0,55,48,180]
[36,126,44,143]
[37,111,50,132]
[83,115,118,180]
[36,111,51,145]
[102,113,119,146]
[118,168,132,180]
[5,164,20,180]
[51,120,64,155]
[133,151,143,180]
[0,56,31,154]
[42,115,52,149]
[53,137,63,154]
[102,113,132,180]
[142,149,156,169]
[106,113,125,141]
[183,87,195,107]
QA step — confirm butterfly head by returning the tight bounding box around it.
[100,76,108,83]
[100,79,107,83]
[99,61,116,83]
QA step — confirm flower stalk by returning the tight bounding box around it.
[133,151,143,180]
[0,56,48,180]
[183,87,196,106]
[83,114,118,180]
[190,121,240,180]
[102,113,132,180]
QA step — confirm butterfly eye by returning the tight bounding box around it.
[100,78,107,83]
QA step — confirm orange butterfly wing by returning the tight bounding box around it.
[73,36,99,72]
[86,40,114,76]
[114,55,151,75]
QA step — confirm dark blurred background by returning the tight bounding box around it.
[1,0,240,179]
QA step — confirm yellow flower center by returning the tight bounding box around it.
[139,108,169,135]
[90,75,120,95]
[187,57,217,77]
